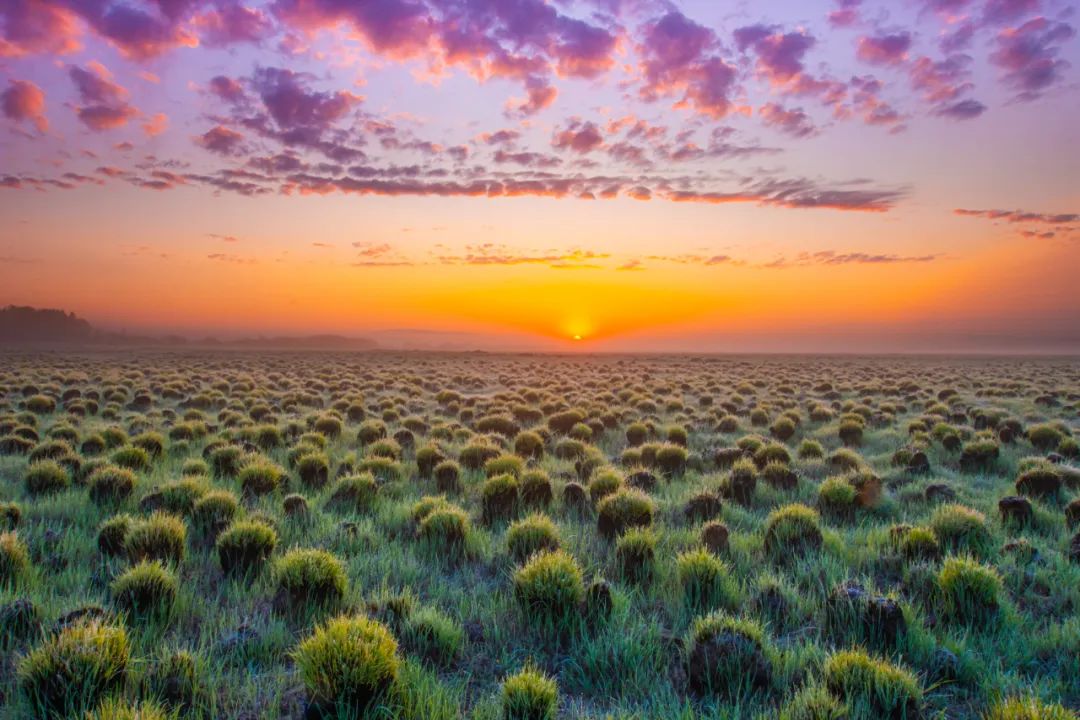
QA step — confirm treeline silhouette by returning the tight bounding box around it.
[0,305,376,349]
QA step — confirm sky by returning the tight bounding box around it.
[1,0,1079,353]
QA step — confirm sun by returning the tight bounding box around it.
[573,334,582,341]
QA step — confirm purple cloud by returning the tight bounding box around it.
[990,18,1075,100]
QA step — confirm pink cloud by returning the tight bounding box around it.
[856,32,913,66]
[142,112,168,136]
[193,4,273,47]
[196,125,246,155]
[552,120,604,153]
[759,103,816,137]
[2,79,48,132]
[69,63,139,131]
[0,0,82,57]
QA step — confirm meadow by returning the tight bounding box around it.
[0,351,1077,720]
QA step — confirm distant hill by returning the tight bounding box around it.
[0,305,376,350]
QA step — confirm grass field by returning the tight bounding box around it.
[0,351,1077,719]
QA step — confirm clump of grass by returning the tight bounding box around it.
[25,459,70,495]
[482,473,519,523]
[520,469,553,509]
[930,504,992,556]
[726,458,758,505]
[149,478,209,516]
[296,451,330,488]
[460,441,500,470]
[17,620,129,719]
[507,513,561,562]
[588,468,623,504]
[400,605,464,667]
[0,598,41,648]
[239,459,286,496]
[513,549,585,627]
[417,505,472,557]
[764,504,823,561]
[900,526,941,562]
[818,476,858,518]
[111,445,151,472]
[983,696,1076,719]
[110,560,178,619]
[327,473,378,513]
[210,445,245,477]
[959,438,1000,472]
[823,649,921,719]
[274,548,347,612]
[87,465,137,505]
[191,489,240,538]
[294,614,400,715]
[143,649,204,714]
[434,460,461,493]
[1027,423,1065,452]
[1015,466,1062,499]
[0,532,30,587]
[126,512,187,565]
[938,556,1003,626]
[86,699,172,720]
[486,453,525,478]
[838,419,864,447]
[656,443,688,475]
[686,611,772,697]
[596,488,654,538]
[615,527,656,583]
[797,439,825,460]
[677,548,739,612]
[217,520,278,576]
[778,685,848,720]
[98,514,133,556]
[501,665,558,720]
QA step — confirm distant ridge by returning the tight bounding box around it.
[0,306,377,350]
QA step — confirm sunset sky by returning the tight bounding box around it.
[1,0,1078,352]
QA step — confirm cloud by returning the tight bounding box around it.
[759,103,816,137]
[252,67,362,131]
[736,25,817,84]
[935,98,987,119]
[69,63,138,131]
[272,0,615,114]
[437,245,609,268]
[764,250,938,268]
[990,18,1076,100]
[856,32,913,66]
[645,253,739,266]
[493,150,562,168]
[552,120,604,153]
[207,252,257,264]
[955,208,1079,224]
[142,112,168,136]
[65,0,199,60]
[982,0,1039,26]
[843,75,905,130]
[196,126,247,155]
[669,177,906,212]
[0,0,82,57]
[192,4,273,47]
[638,11,738,118]
[2,79,48,132]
